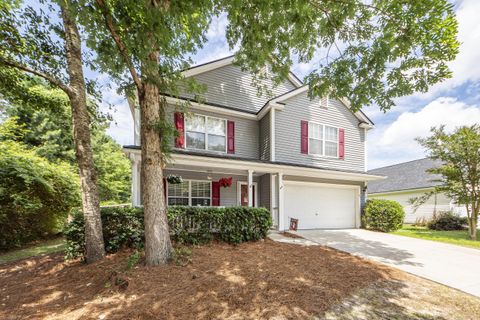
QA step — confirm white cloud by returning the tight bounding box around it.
[99,84,133,146]
[368,97,480,169]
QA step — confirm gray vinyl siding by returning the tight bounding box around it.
[166,107,259,159]
[185,64,297,113]
[163,169,259,207]
[275,93,366,172]
[258,174,271,210]
[259,111,270,160]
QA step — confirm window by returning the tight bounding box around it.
[167,181,189,205]
[167,180,211,206]
[308,122,338,157]
[185,114,226,152]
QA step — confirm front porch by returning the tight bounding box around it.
[128,150,382,231]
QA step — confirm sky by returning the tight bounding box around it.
[101,0,480,170]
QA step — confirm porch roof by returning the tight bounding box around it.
[124,146,384,183]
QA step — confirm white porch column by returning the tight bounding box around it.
[278,172,285,230]
[130,154,141,207]
[270,174,277,227]
[247,169,254,207]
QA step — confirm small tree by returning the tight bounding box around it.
[415,125,480,240]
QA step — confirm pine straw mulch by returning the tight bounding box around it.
[1,239,479,320]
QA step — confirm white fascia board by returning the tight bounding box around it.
[121,150,385,182]
[164,96,257,120]
[182,56,235,78]
[287,73,303,88]
[170,154,385,182]
[271,86,309,104]
[257,102,284,120]
[369,187,435,196]
[123,149,385,182]
[164,95,285,121]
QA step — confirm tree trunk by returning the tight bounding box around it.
[139,81,172,265]
[61,2,105,263]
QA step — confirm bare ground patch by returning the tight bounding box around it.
[0,239,478,319]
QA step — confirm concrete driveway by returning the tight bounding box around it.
[295,229,480,297]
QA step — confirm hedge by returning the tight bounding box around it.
[64,205,272,259]
[363,199,404,232]
[427,211,467,231]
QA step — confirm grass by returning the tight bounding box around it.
[392,225,480,249]
[0,237,66,264]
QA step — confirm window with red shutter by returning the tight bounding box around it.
[212,182,220,206]
[174,112,185,148]
[339,128,345,160]
[227,120,235,154]
[300,120,308,154]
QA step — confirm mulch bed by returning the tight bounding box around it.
[1,239,398,319]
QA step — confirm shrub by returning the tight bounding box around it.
[363,199,404,232]
[64,205,272,259]
[0,139,80,250]
[427,211,467,231]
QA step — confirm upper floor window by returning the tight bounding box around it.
[308,122,338,157]
[185,114,226,152]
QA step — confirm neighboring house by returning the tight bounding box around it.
[123,56,383,231]
[368,158,465,224]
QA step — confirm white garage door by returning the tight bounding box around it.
[284,182,358,229]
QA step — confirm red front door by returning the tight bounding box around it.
[240,184,255,206]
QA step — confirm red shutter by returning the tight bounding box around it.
[227,120,235,154]
[174,112,185,148]
[339,128,345,160]
[212,182,220,206]
[301,120,308,154]
[163,178,167,203]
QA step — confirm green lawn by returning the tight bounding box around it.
[0,238,66,264]
[392,225,480,249]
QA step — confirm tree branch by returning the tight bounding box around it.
[0,56,73,95]
[95,0,143,91]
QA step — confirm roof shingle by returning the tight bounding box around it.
[368,158,443,194]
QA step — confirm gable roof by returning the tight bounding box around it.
[368,158,443,194]
[270,86,374,126]
[182,55,303,88]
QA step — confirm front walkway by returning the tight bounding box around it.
[281,229,480,297]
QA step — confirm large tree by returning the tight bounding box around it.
[78,0,458,264]
[416,125,480,240]
[0,1,105,262]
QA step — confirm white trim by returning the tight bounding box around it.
[369,187,436,196]
[278,173,285,230]
[237,181,258,207]
[184,114,227,153]
[270,174,276,226]
[270,108,276,161]
[165,96,257,120]
[271,86,374,127]
[364,127,368,172]
[257,102,284,120]
[182,56,235,78]
[182,56,302,89]
[124,149,385,182]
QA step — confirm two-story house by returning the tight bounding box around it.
[123,56,383,231]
